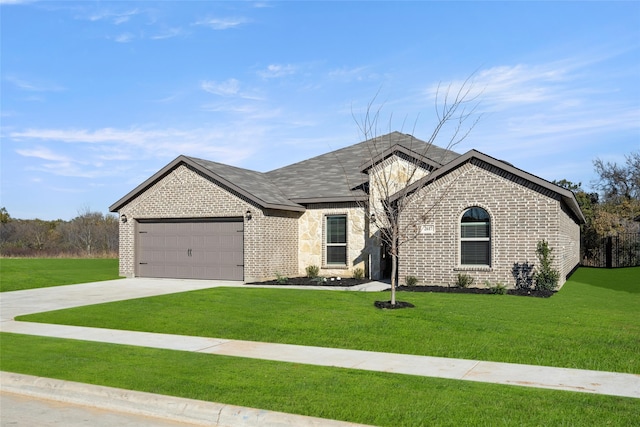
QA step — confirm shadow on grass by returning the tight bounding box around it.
[569,266,640,294]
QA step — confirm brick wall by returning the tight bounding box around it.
[116,164,299,281]
[399,161,581,288]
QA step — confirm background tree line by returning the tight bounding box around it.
[0,208,118,258]
[555,150,640,265]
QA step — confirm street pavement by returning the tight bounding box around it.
[1,278,638,426]
[1,391,194,427]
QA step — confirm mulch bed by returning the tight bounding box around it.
[245,277,554,310]
[396,285,555,298]
[245,277,371,287]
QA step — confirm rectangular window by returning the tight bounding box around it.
[461,240,490,265]
[326,215,347,265]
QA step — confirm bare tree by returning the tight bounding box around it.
[63,208,119,257]
[0,207,119,257]
[592,151,640,203]
[350,77,481,306]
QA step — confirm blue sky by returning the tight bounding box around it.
[1,1,639,220]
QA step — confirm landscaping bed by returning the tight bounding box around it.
[396,285,555,298]
[246,277,370,287]
[246,277,555,297]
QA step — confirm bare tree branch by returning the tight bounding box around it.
[342,74,482,305]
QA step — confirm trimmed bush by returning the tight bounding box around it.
[485,280,508,295]
[305,265,320,278]
[352,267,365,280]
[533,240,560,291]
[405,275,419,286]
[455,273,474,288]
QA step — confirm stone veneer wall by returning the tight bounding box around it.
[399,160,581,288]
[298,203,372,278]
[116,165,299,282]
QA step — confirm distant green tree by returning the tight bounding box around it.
[552,180,599,224]
[0,207,11,224]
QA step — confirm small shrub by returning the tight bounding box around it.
[305,265,320,278]
[275,272,288,284]
[512,262,534,290]
[485,280,508,295]
[352,267,365,280]
[405,275,419,286]
[311,276,327,284]
[533,240,560,291]
[455,273,474,288]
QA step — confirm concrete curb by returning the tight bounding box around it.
[1,372,373,427]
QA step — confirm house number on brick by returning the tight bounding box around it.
[420,224,435,234]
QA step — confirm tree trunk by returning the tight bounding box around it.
[390,231,398,305]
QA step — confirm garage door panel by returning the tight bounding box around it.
[136,219,244,280]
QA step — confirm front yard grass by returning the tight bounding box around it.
[16,267,640,373]
[1,332,637,427]
[0,258,119,292]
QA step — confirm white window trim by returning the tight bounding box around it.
[459,207,492,268]
[323,213,348,268]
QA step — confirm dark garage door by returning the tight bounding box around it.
[136,219,244,280]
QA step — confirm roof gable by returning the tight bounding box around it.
[395,149,586,224]
[109,155,304,213]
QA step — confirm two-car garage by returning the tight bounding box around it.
[135,219,244,281]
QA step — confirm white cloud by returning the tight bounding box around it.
[258,64,297,79]
[88,8,139,25]
[201,79,241,96]
[5,76,66,92]
[114,32,134,43]
[328,65,380,82]
[15,146,71,162]
[200,79,264,101]
[9,126,262,168]
[151,28,184,40]
[417,56,639,154]
[193,17,248,30]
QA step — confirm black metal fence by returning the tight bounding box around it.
[582,233,640,268]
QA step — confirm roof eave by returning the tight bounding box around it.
[109,155,190,212]
[360,144,442,173]
[291,195,369,205]
[110,155,304,214]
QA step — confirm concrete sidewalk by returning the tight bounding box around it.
[3,319,639,399]
[1,278,639,425]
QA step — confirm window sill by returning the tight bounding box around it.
[454,266,492,272]
[322,265,349,270]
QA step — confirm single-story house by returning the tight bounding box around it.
[110,131,584,288]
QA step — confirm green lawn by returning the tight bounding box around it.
[1,332,637,427]
[16,267,640,373]
[0,258,120,292]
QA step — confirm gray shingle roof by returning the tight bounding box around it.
[186,157,303,210]
[266,131,460,202]
[110,132,461,212]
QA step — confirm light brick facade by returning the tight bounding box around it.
[116,165,299,282]
[112,138,582,286]
[399,160,581,288]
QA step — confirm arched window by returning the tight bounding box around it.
[460,207,491,266]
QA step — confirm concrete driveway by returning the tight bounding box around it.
[0,278,237,321]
